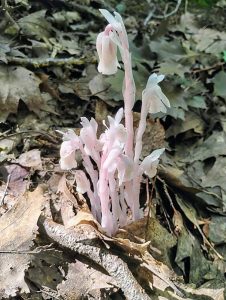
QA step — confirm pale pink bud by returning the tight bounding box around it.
[140,148,165,177]
[96,30,119,75]
[142,73,170,114]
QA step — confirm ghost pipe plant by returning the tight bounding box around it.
[60,9,170,236]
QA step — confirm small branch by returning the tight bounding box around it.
[5,56,96,68]
[39,217,151,300]
[153,0,182,19]
[191,62,225,73]
[0,244,55,255]
[0,174,11,206]
[0,130,59,144]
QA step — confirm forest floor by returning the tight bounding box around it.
[1,0,226,299]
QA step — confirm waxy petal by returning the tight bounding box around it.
[103,147,122,172]
[99,9,122,31]
[140,148,165,177]
[80,117,101,156]
[117,155,134,185]
[74,170,90,194]
[96,33,119,75]
[60,141,77,170]
[143,73,170,114]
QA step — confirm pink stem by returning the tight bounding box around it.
[118,32,135,159]
[99,152,115,235]
[79,144,101,212]
[134,98,149,163]
[108,172,120,232]
[132,95,149,220]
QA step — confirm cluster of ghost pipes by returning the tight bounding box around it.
[60,9,170,236]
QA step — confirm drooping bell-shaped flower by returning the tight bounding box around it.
[142,73,170,114]
[60,141,78,170]
[59,130,80,170]
[96,26,119,75]
[140,148,165,177]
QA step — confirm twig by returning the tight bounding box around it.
[192,62,225,73]
[0,244,55,255]
[4,56,96,68]
[153,0,182,19]
[0,174,11,206]
[37,286,61,300]
[0,130,59,144]
[39,217,151,300]
[144,7,156,25]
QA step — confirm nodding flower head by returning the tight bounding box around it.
[96,25,119,75]
[59,130,80,170]
[80,117,101,156]
[140,148,165,178]
[142,73,170,114]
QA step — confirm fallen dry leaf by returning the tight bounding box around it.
[57,261,117,299]
[133,112,165,159]
[0,66,44,121]
[57,174,78,207]
[0,185,45,296]
[15,149,42,169]
[0,164,28,213]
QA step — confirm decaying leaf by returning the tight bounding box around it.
[213,70,226,99]
[133,112,165,158]
[15,149,42,169]
[0,164,28,204]
[0,66,44,121]
[17,10,52,40]
[57,261,117,299]
[0,135,21,162]
[0,185,45,296]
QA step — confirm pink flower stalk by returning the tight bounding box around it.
[59,9,170,236]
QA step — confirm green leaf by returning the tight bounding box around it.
[158,61,189,77]
[223,51,226,62]
[213,71,226,98]
[187,96,207,109]
[209,216,226,245]
[17,10,53,40]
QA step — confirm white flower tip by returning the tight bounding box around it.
[140,148,165,178]
[148,73,165,86]
[151,148,165,159]
[143,73,170,114]
[60,141,78,170]
[99,9,122,31]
